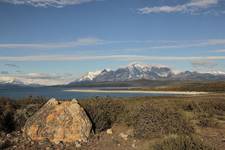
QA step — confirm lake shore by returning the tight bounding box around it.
[64,89,208,95]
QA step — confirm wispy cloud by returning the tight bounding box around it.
[102,39,225,52]
[209,49,225,53]
[1,0,95,8]
[5,63,20,68]
[0,55,225,61]
[191,60,225,73]
[1,38,225,51]
[0,37,102,49]
[139,0,219,14]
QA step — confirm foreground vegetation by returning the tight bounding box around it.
[1,94,225,149]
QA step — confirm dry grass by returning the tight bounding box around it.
[1,93,225,149]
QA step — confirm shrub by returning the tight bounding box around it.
[0,112,16,133]
[0,140,12,149]
[130,103,194,139]
[0,98,16,133]
[0,96,46,132]
[80,98,125,132]
[197,114,219,128]
[183,100,225,116]
[153,134,215,150]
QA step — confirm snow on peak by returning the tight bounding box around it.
[0,76,24,85]
[79,70,103,81]
[127,63,167,69]
[203,71,225,75]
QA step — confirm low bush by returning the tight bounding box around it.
[0,96,46,132]
[80,98,125,132]
[130,103,194,139]
[182,99,225,116]
[153,134,215,150]
[0,140,12,149]
[197,114,219,128]
[0,98,16,133]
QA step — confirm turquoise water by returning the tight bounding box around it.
[0,87,176,99]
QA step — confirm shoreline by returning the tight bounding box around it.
[64,89,208,95]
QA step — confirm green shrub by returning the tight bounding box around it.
[153,134,215,150]
[130,103,194,139]
[80,98,125,132]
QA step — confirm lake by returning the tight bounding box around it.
[0,87,188,100]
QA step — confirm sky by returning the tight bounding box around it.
[0,0,225,85]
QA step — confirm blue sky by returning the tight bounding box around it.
[0,0,225,85]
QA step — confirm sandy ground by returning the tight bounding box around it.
[64,89,208,95]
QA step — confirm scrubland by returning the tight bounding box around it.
[0,94,225,149]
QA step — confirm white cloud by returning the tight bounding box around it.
[0,37,102,49]
[0,55,225,61]
[139,0,219,14]
[2,0,95,8]
[0,72,75,85]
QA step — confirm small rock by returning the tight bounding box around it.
[58,141,64,149]
[75,141,81,148]
[222,139,225,142]
[119,133,128,141]
[54,140,60,145]
[6,134,11,138]
[106,129,113,135]
[132,143,136,148]
[45,147,52,150]
[13,145,17,149]
[30,141,35,145]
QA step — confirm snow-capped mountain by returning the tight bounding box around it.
[70,63,225,84]
[0,77,25,85]
[71,63,174,83]
[78,70,108,82]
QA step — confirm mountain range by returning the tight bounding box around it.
[1,63,225,87]
[69,63,225,85]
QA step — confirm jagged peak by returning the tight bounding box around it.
[127,63,168,69]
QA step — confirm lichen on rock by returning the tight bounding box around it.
[23,98,92,144]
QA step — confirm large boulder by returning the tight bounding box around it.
[23,98,92,143]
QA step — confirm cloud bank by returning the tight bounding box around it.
[0,72,74,85]
[2,0,95,7]
[139,0,219,14]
